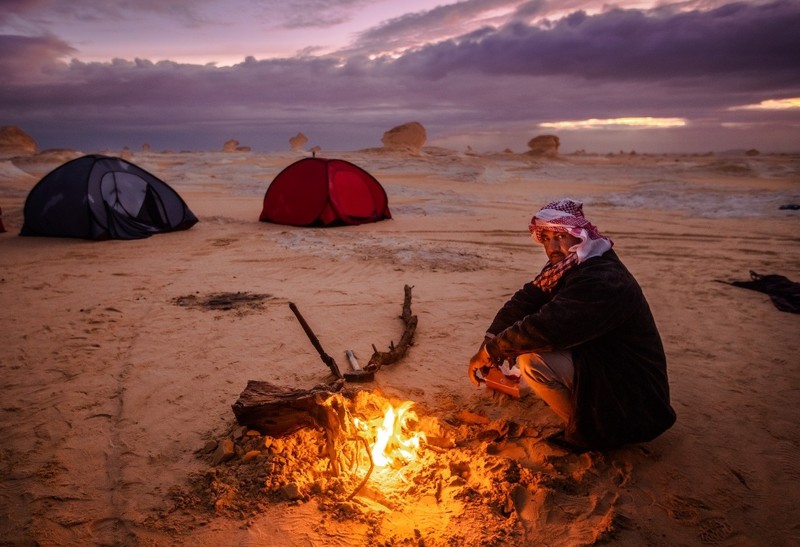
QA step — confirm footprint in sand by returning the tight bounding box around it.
[665,495,708,524]
[186,237,237,255]
[776,440,800,481]
[697,516,734,544]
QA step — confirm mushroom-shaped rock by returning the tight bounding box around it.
[527,135,560,158]
[0,126,38,159]
[382,121,427,153]
[289,132,308,151]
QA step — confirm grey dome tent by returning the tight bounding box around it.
[20,154,198,240]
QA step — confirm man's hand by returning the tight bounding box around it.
[468,343,492,386]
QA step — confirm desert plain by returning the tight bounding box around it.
[1,146,799,546]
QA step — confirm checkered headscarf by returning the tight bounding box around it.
[529,199,613,292]
[529,199,612,263]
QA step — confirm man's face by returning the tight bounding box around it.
[539,229,581,264]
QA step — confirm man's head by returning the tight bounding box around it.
[539,229,582,264]
[529,199,613,264]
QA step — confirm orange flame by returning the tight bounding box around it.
[354,401,426,469]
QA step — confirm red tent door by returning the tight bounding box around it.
[328,164,381,224]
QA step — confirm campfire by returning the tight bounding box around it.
[191,386,452,512]
[292,388,434,501]
[354,400,426,469]
[346,398,428,499]
[221,285,433,500]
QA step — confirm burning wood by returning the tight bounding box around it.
[225,386,443,504]
[231,382,429,499]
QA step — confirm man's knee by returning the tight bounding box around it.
[517,351,574,391]
[517,352,574,422]
[529,381,572,422]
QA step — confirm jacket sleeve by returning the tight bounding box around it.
[489,257,638,359]
[486,282,550,337]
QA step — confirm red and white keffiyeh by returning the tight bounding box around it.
[530,199,613,292]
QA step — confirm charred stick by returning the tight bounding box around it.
[288,302,343,379]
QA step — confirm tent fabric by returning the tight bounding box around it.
[259,157,391,227]
[20,155,198,240]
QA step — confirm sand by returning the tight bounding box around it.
[1,148,799,546]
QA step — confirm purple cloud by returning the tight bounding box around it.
[348,0,522,53]
[387,1,800,86]
[0,34,75,80]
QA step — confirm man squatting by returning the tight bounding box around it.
[468,199,676,451]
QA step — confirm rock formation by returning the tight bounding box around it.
[289,133,308,151]
[0,126,38,159]
[381,122,426,153]
[527,135,560,158]
[223,139,251,152]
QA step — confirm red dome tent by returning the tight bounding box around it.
[259,157,391,227]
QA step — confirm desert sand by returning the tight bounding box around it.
[1,147,799,546]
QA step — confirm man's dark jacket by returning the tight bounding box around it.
[486,250,676,449]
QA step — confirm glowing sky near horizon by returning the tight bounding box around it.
[1,0,798,153]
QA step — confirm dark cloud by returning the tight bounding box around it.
[347,0,522,55]
[276,0,374,29]
[0,0,51,23]
[0,50,419,150]
[387,0,800,87]
[0,34,75,80]
[20,0,215,27]
[510,0,549,21]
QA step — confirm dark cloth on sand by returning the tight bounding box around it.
[723,271,800,314]
[486,250,676,450]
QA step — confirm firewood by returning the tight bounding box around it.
[367,284,417,368]
[231,380,360,477]
[231,380,345,436]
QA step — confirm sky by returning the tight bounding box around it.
[1,0,799,154]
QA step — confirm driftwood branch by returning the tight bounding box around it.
[367,284,417,368]
[231,380,344,436]
[231,379,357,476]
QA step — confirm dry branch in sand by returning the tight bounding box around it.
[367,284,417,369]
